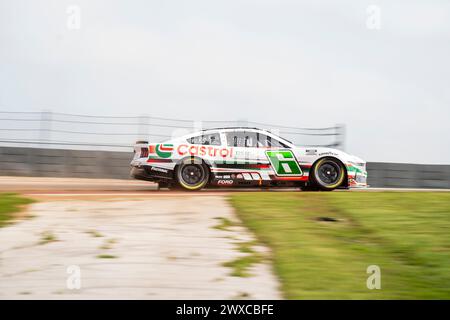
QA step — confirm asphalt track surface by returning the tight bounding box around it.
[0,177,449,198]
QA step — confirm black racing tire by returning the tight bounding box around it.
[310,157,345,191]
[176,159,209,191]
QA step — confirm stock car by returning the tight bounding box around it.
[130,127,367,191]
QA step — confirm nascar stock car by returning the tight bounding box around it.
[130,127,367,191]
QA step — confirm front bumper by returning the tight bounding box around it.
[346,163,368,188]
[348,171,368,188]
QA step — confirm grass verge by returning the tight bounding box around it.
[97,254,118,259]
[0,193,34,228]
[229,192,450,299]
[223,240,264,277]
[213,217,239,231]
[39,231,57,245]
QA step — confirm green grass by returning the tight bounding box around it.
[0,193,34,228]
[223,240,264,277]
[86,230,104,238]
[39,231,57,245]
[229,192,450,299]
[96,254,118,259]
[212,215,264,276]
[213,217,239,231]
[99,238,118,250]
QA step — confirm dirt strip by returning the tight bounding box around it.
[0,195,281,299]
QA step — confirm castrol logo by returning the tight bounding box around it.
[177,144,234,158]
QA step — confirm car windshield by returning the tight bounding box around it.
[267,132,293,146]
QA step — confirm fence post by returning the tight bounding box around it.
[138,114,149,141]
[39,110,53,143]
[336,123,346,151]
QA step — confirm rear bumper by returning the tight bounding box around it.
[130,164,174,182]
[130,166,154,182]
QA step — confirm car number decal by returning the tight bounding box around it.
[265,150,303,176]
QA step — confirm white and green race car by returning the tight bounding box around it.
[130,127,367,191]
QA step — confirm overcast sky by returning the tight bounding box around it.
[1,0,449,163]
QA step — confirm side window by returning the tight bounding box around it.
[226,131,258,147]
[257,134,288,148]
[226,132,245,147]
[256,134,270,147]
[187,133,221,146]
[244,132,258,147]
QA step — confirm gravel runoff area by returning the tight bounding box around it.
[0,195,281,299]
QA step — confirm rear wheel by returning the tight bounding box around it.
[310,158,345,191]
[176,159,209,191]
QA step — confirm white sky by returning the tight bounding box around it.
[1,0,449,163]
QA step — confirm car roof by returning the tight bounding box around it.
[184,127,294,145]
[200,127,270,133]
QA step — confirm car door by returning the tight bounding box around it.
[258,133,305,177]
[225,130,260,164]
[227,131,291,164]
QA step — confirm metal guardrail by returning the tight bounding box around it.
[0,111,345,151]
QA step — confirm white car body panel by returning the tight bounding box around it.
[130,128,367,188]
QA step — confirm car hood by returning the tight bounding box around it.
[298,147,366,164]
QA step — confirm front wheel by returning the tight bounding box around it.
[310,158,345,191]
[176,160,209,191]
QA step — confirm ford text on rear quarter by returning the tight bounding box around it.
[130,127,367,191]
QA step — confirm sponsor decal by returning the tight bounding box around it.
[214,174,232,179]
[150,166,169,173]
[217,180,233,185]
[155,144,174,158]
[266,150,303,176]
[149,144,173,158]
[305,149,317,155]
[147,158,173,163]
[347,164,365,175]
[235,150,253,158]
[319,151,338,156]
[177,144,234,158]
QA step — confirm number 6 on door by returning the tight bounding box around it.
[265,150,303,176]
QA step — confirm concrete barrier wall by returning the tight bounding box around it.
[367,162,450,189]
[0,146,132,180]
[1,147,449,188]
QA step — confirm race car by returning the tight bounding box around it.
[130,127,367,191]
